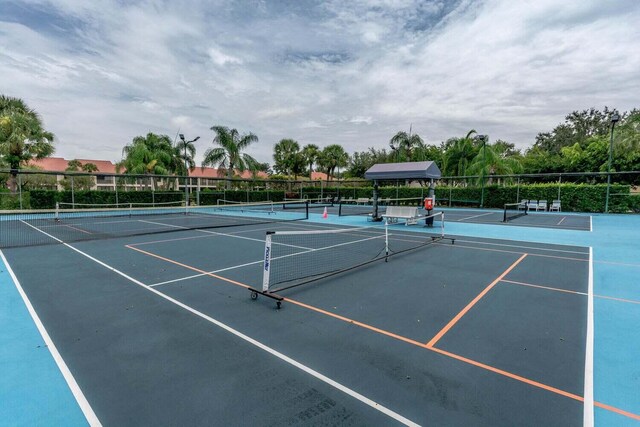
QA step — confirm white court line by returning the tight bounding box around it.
[456,212,496,221]
[450,238,590,256]
[583,247,594,427]
[138,219,313,251]
[0,247,101,427]
[21,221,419,426]
[589,215,593,232]
[149,257,265,287]
[149,230,400,287]
[557,217,567,226]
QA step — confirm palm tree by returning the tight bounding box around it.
[117,133,175,176]
[467,142,523,184]
[203,126,259,189]
[175,137,197,176]
[319,144,349,180]
[300,144,320,177]
[389,131,424,162]
[81,163,99,172]
[66,159,83,171]
[273,138,302,177]
[442,130,478,176]
[0,95,55,192]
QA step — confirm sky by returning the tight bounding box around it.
[1,0,639,166]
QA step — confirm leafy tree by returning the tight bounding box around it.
[117,133,175,176]
[318,144,349,180]
[62,159,95,190]
[66,159,83,171]
[346,147,391,178]
[441,130,479,176]
[0,95,55,192]
[412,143,443,164]
[389,131,424,162]
[82,163,99,172]
[533,107,618,155]
[273,138,305,178]
[467,141,523,183]
[174,135,200,176]
[203,126,259,188]
[300,144,320,177]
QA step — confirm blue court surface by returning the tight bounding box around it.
[0,206,638,426]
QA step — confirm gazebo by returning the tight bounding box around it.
[364,161,442,221]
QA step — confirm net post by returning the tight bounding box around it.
[305,200,309,219]
[55,202,60,221]
[262,232,274,292]
[384,219,389,262]
[440,212,445,238]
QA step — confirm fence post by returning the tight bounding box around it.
[18,173,23,210]
[71,175,75,207]
[516,177,520,202]
[557,175,562,201]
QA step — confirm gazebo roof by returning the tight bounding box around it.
[364,161,441,180]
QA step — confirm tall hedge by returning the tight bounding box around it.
[29,190,184,209]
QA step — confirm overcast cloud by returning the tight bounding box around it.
[1,0,638,164]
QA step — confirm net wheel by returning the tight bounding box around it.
[250,291,258,300]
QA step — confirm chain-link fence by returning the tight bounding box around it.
[1,169,638,213]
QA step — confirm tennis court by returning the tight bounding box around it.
[1,203,638,425]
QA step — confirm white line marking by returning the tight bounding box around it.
[0,249,101,427]
[583,247,594,427]
[149,258,265,287]
[557,217,566,226]
[450,238,590,255]
[138,219,186,229]
[20,222,420,426]
[456,212,496,221]
[138,219,313,250]
[589,215,593,232]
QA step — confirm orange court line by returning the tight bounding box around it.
[594,401,640,421]
[502,279,640,304]
[125,245,251,289]
[125,245,640,421]
[63,224,93,235]
[426,253,528,348]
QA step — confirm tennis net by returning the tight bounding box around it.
[251,212,448,305]
[283,197,333,210]
[0,200,308,248]
[503,202,528,222]
[338,197,423,217]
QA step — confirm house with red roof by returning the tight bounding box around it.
[27,157,270,191]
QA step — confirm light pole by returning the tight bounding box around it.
[475,135,488,208]
[604,112,620,213]
[179,134,200,206]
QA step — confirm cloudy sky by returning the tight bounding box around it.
[1,0,639,165]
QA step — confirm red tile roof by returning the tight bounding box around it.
[28,157,268,179]
[29,157,117,173]
[189,167,268,179]
[311,171,329,180]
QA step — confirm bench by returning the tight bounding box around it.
[356,197,370,205]
[382,206,420,225]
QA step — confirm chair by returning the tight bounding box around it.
[528,200,539,211]
[538,200,548,211]
[550,200,561,212]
